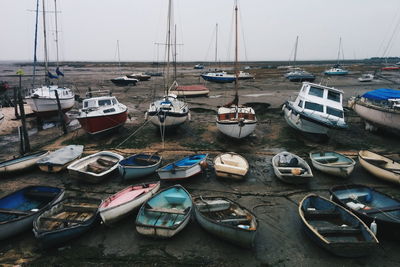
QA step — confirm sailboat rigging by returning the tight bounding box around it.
[26,0,75,117]
[324,37,348,76]
[145,0,189,129]
[284,36,316,82]
[216,1,257,139]
[110,40,138,86]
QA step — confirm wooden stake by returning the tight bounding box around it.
[55,89,67,134]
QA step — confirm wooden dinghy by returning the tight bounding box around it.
[0,150,49,174]
[118,154,162,180]
[37,145,84,173]
[299,194,378,257]
[330,184,400,240]
[309,151,355,178]
[272,152,313,184]
[157,154,208,181]
[67,151,123,183]
[193,196,258,247]
[99,182,160,225]
[33,197,100,247]
[0,186,64,240]
[136,185,192,238]
[358,150,400,184]
[213,152,249,180]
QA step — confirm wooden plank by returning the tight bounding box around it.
[216,217,249,223]
[39,216,85,224]
[63,205,98,213]
[304,209,340,219]
[0,208,32,215]
[362,205,400,215]
[317,226,361,235]
[146,207,186,215]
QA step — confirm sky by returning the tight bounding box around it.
[1,0,400,62]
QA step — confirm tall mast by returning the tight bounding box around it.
[215,23,218,65]
[165,0,172,93]
[173,24,177,81]
[293,35,298,67]
[32,0,40,88]
[42,0,49,85]
[234,1,239,99]
[337,37,342,65]
[117,40,121,75]
[54,0,60,68]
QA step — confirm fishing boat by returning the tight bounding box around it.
[67,151,123,184]
[145,0,189,129]
[282,82,347,137]
[0,185,64,240]
[299,194,378,257]
[169,84,209,97]
[348,88,400,133]
[99,182,160,225]
[33,197,100,247]
[26,0,75,117]
[358,150,400,184]
[126,72,151,81]
[110,76,138,86]
[193,196,258,247]
[358,74,374,82]
[76,95,128,135]
[136,185,193,238]
[0,150,49,174]
[118,154,162,180]
[330,184,400,240]
[284,36,316,82]
[213,152,249,180]
[309,151,356,178]
[157,154,208,181]
[272,152,313,184]
[201,71,236,83]
[36,145,84,173]
[216,3,257,139]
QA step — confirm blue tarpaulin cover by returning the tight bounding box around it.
[362,88,400,100]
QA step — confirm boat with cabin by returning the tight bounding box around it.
[309,151,355,178]
[282,82,347,136]
[324,65,349,76]
[299,194,378,257]
[284,36,315,82]
[330,184,400,240]
[110,76,138,86]
[126,72,151,81]
[348,88,400,133]
[0,185,64,240]
[77,95,128,135]
[136,185,193,238]
[193,196,258,248]
[201,71,236,83]
[358,74,374,82]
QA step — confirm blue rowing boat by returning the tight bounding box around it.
[118,154,162,180]
[0,186,64,240]
[299,194,378,257]
[136,185,192,238]
[330,184,400,240]
[157,154,208,180]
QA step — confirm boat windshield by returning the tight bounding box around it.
[98,99,112,106]
[304,101,323,112]
[83,99,97,108]
[308,86,324,98]
[327,91,341,102]
[327,107,343,118]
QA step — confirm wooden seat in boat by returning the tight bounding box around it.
[146,207,186,215]
[362,205,400,214]
[316,226,361,235]
[303,209,340,219]
[314,155,339,163]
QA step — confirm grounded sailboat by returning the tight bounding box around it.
[26,0,75,117]
[216,2,257,139]
[324,37,348,76]
[284,36,315,82]
[145,0,189,129]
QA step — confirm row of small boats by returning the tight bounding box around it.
[0,183,257,248]
[272,150,400,185]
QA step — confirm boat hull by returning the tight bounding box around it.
[213,152,249,180]
[26,96,75,117]
[283,105,329,135]
[77,109,128,135]
[0,151,49,174]
[99,182,160,225]
[157,154,208,180]
[216,121,256,139]
[310,152,355,178]
[358,150,400,184]
[200,74,235,83]
[272,152,313,184]
[147,111,188,128]
[118,154,162,180]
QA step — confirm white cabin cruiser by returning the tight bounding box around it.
[283,82,347,136]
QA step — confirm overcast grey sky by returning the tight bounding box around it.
[2,0,400,62]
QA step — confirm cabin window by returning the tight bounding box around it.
[83,100,97,108]
[98,99,112,106]
[328,91,341,102]
[112,98,117,105]
[298,100,303,108]
[326,107,343,118]
[103,108,115,114]
[308,86,324,98]
[304,101,323,112]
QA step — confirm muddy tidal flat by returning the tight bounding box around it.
[0,61,400,266]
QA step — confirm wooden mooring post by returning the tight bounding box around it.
[16,69,30,154]
[55,89,67,135]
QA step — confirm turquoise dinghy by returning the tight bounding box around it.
[118,154,162,180]
[310,151,355,178]
[157,154,208,180]
[136,185,192,238]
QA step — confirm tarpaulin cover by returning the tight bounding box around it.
[362,88,400,100]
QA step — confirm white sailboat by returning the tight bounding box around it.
[324,37,348,76]
[145,0,189,128]
[216,2,257,139]
[26,0,75,117]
